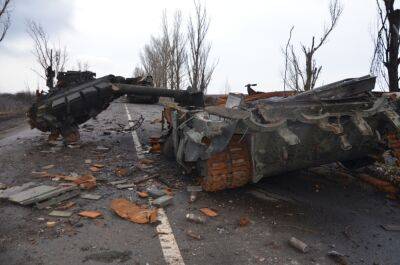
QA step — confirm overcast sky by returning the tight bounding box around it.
[0,0,388,94]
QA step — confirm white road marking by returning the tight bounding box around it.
[124,104,185,265]
[124,104,144,159]
[156,209,185,265]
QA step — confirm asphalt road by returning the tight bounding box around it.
[0,99,399,265]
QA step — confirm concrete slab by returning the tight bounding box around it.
[8,185,58,204]
[0,182,36,199]
[22,185,77,205]
[36,190,80,210]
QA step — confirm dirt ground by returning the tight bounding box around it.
[0,98,399,265]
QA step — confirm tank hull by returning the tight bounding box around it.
[163,75,400,191]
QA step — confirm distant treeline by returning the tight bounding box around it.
[0,91,35,114]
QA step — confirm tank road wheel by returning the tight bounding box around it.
[201,136,252,192]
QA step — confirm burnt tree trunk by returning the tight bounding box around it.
[385,4,400,92]
[304,51,314,91]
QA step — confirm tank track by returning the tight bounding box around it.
[201,135,252,192]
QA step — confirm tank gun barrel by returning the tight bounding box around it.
[113,83,204,107]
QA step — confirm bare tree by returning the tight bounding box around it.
[76,60,90,71]
[139,10,187,90]
[139,11,171,88]
[0,0,11,43]
[186,1,216,92]
[284,0,343,91]
[133,65,145,77]
[169,11,187,90]
[371,0,400,91]
[26,20,68,89]
[283,26,295,92]
[140,35,169,87]
[224,78,231,95]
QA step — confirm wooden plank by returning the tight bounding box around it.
[0,182,37,199]
[36,190,80,210]
[9,186,58,204]
[21,185,77,205]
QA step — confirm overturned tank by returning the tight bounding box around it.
[161,75,400,191]
[27,71,203,142]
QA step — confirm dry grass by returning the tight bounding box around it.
[0,90,35,115]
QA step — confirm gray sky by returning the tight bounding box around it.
[0,0,383,94]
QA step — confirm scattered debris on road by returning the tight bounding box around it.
[0,182,36,199]
[79,210,103,219]
[46,221,57,228]
[186,229,202,240]
[36,189,80,209]
[116,183,136,189]
[115,167,129,177]
[381,224,400,231]
[48,210,73,218]
[73,175,97,190]
[56,201,76,210]
[187,185,202,202]
[110,198,158,224]
[186,213,206,224]
[81,193,102,200]
[152,195,173,207]
[147,186,166,198]
[288,237,309,253]
[327,250,348,265]
[199,208,218,217]
[239,217,251,227]
[42,164,55,170]
[137,191,149,198]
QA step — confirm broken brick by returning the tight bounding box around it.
[78,211,103,219]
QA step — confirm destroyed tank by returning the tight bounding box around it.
[161,75,400,191]
[27,71,203,142]
[28,71,400,192]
